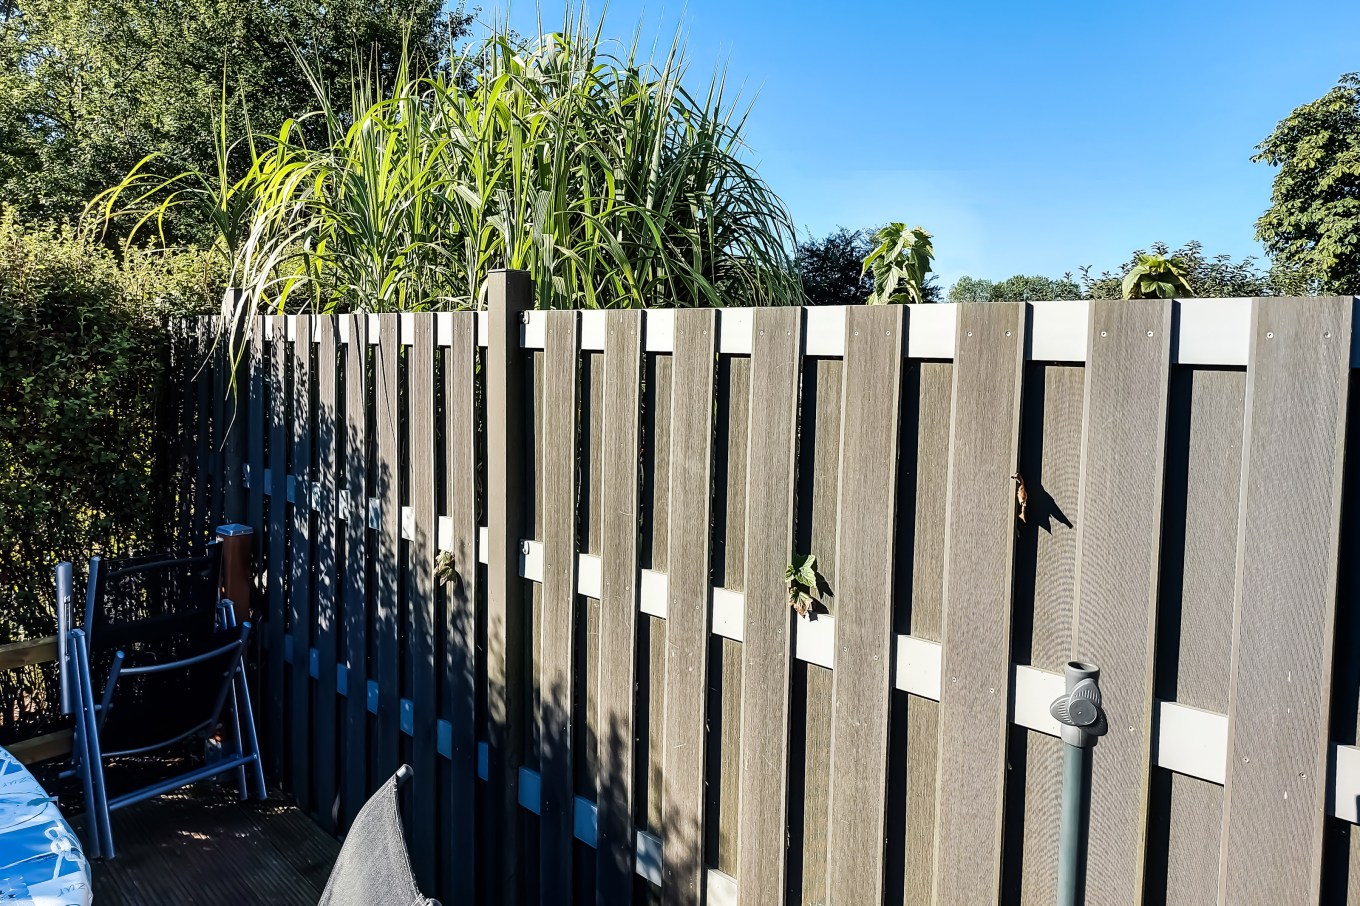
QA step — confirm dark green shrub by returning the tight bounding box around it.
[0,209,219,647]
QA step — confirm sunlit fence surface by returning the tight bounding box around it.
[168,282,1360,906]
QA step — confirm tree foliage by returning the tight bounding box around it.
[1254,73,1360,295]
[1079,240,1297,299]
[0,207,217,645]
[947,273,1080,303]
[0,0,470,234]
[797,226,940,304]
[796,228,876,305]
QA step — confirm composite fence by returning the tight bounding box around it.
[175,279,1360,906]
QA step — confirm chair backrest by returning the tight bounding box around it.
[94,623,250,758]
[318,767,436,906]
[84,542,223,658]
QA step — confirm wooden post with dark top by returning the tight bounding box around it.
[215,524,253,627]
[486,269,531,904]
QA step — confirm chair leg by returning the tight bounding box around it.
[68,650,100,861]
[235,667,268,800]
[227,683,248,801]
[74,633,115,858]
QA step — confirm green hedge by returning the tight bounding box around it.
[0,209,220,644]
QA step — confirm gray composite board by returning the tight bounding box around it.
[1071,299,1172,906]
[735,307,801,906]
[1220,296,1352,905]
[596,311,643,905]
[409,316,438,889]
[443,311,479,903]
[932,302,1025,906]
[313,318,339,834]
[246,320,266,595]
[661,309,717,906]
[267,317,288,781]
[539,310,580,902]
[288,316,313,811]
[374,314,401,785]
[1158,367,1245,906]
[485,271,531,901]
[709,356,748,875]
[341,313,369,827]
[793,357,841,906]
[1014,363,1085,906]
[194,318,212,541]
[901,359,953,906]
[579,353,605,801]
[637,350,671,844]
[826,305,904,905]
[211,319,226,526]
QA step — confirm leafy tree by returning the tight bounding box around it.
[796,228,875,305]
[1254,73,1360,294]
[0,206,216,644]
[863,223,934,305]
[947,276,995,303]
[1079,241,1293,299]
[0,0,470,234]
[946,273,1080,303]
[797,226,940,304]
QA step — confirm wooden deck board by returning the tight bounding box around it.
[91,785,338,906]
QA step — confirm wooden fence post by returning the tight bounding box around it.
[215,524,253,627]
[486,269,532,903]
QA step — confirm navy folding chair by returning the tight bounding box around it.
[56,545,266,859]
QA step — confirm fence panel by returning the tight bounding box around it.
[171,293,1360,906]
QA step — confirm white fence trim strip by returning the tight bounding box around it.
[262,300,1360,366]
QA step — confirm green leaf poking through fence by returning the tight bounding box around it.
[786,553,823,617]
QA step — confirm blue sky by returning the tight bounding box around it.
[498,2,1360,290]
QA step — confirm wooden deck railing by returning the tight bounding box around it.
[0,635,73,765]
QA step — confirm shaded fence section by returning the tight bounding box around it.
[175,284,1360,906]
